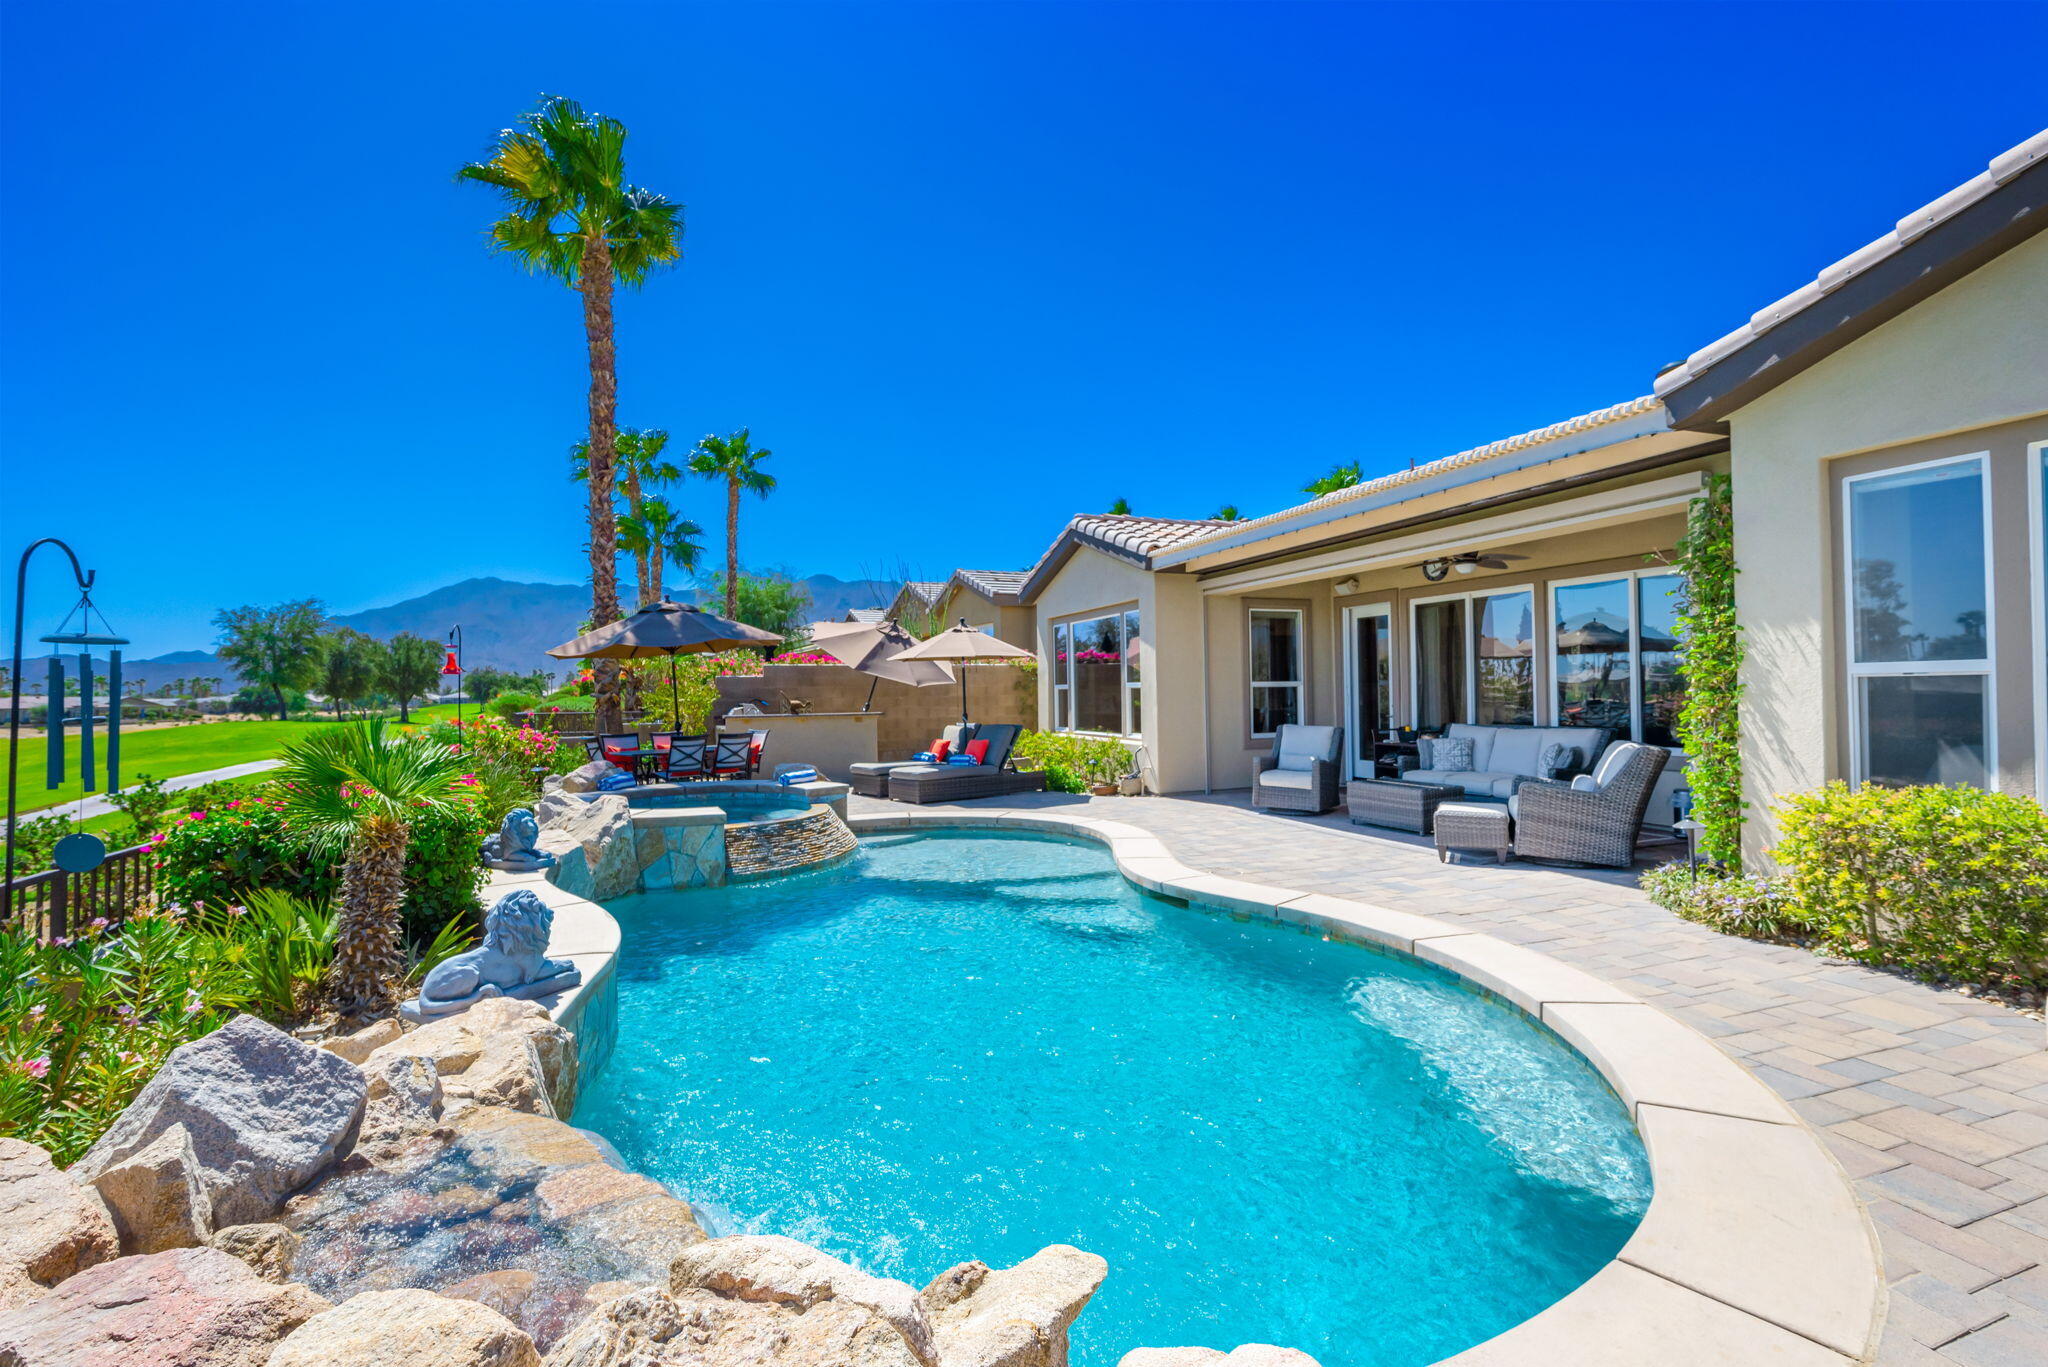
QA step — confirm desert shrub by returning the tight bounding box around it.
[1012,731,1135,792]
[203,890,336,1020]
[1638,864,1810,939]
[1775,783,2048,986]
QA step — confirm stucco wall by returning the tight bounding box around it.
[1730,231,2048,864]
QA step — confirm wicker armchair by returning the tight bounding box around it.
[1251,724,1344,814]
[1508,741,1667,867]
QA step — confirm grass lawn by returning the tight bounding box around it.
[5,719,340,814]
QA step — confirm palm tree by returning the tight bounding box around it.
[574,428,683,607]
[1303,462,1364,496]
[688,428,776,617]
[460,96,683,733]
[275,720,474,1017]
[1211,504,1246,521]
[1107,497,1133,515]
[617,497,705,605]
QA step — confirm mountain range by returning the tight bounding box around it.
[16,574,900,693]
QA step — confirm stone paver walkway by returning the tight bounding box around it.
[849,790,2048,1366]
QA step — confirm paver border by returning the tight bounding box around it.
[849,808,1890,1366]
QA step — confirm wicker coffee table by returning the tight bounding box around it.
[1434,801,1512,864]
[1347,779,1462,834]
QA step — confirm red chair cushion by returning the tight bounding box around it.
[964,739,991,765]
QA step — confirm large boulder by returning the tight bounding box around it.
[83,1122,212,1253]
[542,1283,923,1367]
[1120,1350,1321,1367]
[537,794,636,901]
[268,1288,540,1367]
[317,1017,403,1065]
[921,1245,1107,1367]
[556,762,614,796]
[671,1235,937,1367]
[0,1245,328,1367]
[363,997,576,1117]
[70,1015,366,1228]
[0,1137,119,1310]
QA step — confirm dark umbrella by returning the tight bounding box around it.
[547,600,783,724]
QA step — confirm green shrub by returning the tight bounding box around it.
[105,774,178,841]
[8,814,79,875]
[1639,863,1811,939]
[1012,731,1135,792]
[487,691,540,720]
[1776,783,2048,986]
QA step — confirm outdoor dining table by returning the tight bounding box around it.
[609,747,665,782]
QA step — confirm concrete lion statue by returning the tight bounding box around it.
[410,888,581,1019]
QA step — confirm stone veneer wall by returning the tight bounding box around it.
[725,807,858,880]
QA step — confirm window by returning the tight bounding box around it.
[1249,608,1303,735]
[1049,610,1138,735]
[1552,571,1685,745]
[1413,588,1534,729]
[1844,455,1992,789]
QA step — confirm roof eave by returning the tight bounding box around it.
[1659,154,2048,430]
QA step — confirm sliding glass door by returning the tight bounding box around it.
[1343,603,1392,778]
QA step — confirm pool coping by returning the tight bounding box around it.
[485,809,1886,1366]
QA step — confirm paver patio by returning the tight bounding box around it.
[847,788,2048,1365]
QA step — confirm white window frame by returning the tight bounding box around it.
[1248,607,1305,738]
[1409,584,1536,729]
[2029,440,2046,801]
[1048,606,1139,738]
[1840,451,1998,790]
[1549,568,1686,745]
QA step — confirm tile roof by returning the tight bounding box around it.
[1153,396,1664,563]
[952,569,1031,601]
[897,581,945,607]
[1017,515,1237,602]
[1654,127,2048,402]
[843,608,887,623]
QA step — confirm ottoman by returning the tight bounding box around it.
[1348,778,1461,834]
[1433,802,1511,864]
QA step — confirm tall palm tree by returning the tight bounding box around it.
[688,428,776,617]
[459,97,683,732]
[573,428,683,607]
[1211,504,1246,521]
[1107,497,1133,515]
[276,720,473,1017]
[617,497,705,604]
[1303,462,1364,496]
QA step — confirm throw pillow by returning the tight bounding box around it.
[930,739,952,762]
[1431,736,1475,773]
[1538,741,1577,777]
[964,739,991,765]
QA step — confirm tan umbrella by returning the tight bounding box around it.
[548,600,783,723]
[807,620,955,710]
[893,619,1035,723]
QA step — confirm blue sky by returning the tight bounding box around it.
[3,1,2043,657]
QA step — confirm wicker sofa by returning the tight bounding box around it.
[1401,723,1612,799]
[1507,740,1667,867]
[884,724,1048,804]
[1251,724,1345,814]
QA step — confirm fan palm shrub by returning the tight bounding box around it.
[460,97,683,732]
[275,720,474,1017]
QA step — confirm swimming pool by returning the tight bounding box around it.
[630,788,809,821]
[575,830,1650,1366]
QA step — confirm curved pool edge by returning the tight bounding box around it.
[845,809,1887,1367]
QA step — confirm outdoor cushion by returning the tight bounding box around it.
[1539,741,1576,775]
[1589,742,1635,788]
[1431,736,1476,773]
[1274,725,1339,772]
[1404,768,1515,797]
[851,761,920,775]
[1571,774,1601,792]
[1257,769,1316,791]
[964,739,991,764]
[1444,724,1497,770]
[1487,727,1541,776]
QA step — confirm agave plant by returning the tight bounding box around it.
[275,720,473,1017]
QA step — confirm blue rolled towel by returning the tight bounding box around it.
[777,766,819,786]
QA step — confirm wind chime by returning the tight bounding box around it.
[6,538,130,893]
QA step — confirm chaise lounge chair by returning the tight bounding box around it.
[848,722,973,797]
[884,724,1048,804]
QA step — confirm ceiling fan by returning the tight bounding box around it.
[1419,550,1529,582]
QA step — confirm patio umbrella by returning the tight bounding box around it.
[547,600,784,723]
[893,619,1035,723]
[807,619,956,711]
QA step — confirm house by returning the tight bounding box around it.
[884,581,946,626]
[1011,126,2046,865]
[930,570,1034,649]
[839,607,888,624]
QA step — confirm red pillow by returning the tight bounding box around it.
[964,739,991,765]
[929,739,951,761]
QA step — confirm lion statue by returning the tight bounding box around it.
[411,888,581,1018]
[480,807,556,872]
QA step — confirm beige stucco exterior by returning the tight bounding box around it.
[1729,230,2048,864]
[931,580,1035,650]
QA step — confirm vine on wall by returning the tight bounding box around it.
[1673,470,1744,867]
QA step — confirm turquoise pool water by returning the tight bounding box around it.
[575,831,1650,1366]
[632,789,808,821]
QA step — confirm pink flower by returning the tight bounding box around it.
[20,1058,49,1079]
[88,917,108,931]
[27,1003,45,1021]
[228,904,246,918]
